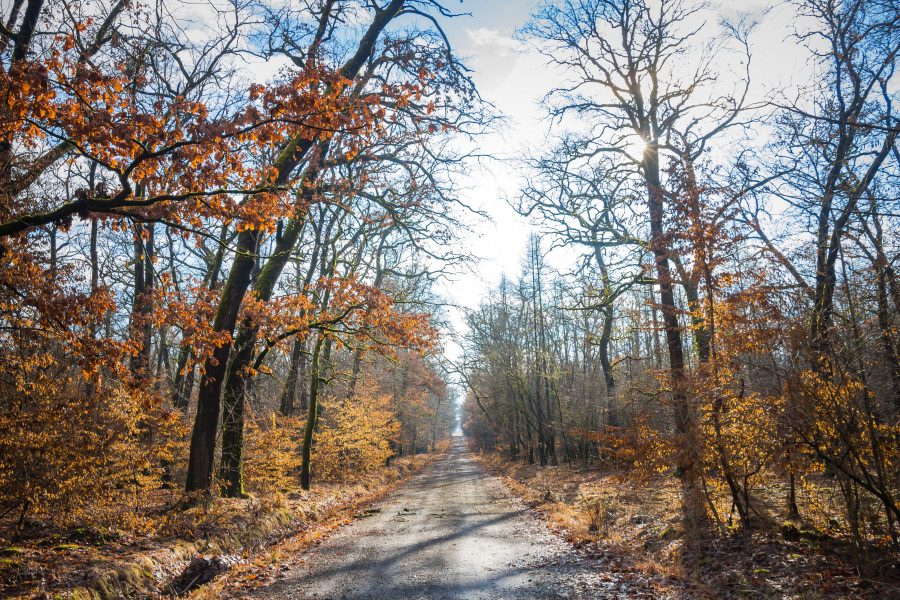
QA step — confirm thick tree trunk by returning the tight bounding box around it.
[809,130,896,369]
[647,284,663,368]
[788,472,800,518]
[171,346,194,412]
[643,145,705,532]
[89,219,99,290]
[217,326,255,498]
[592,246,617,425]
[130,223,154,381]
[279,336,306,415]
[346,349,364,400]
[186,228,261,493]
[676,264,710,364]
[866,203,900,412]
[48,225,57,280]
[218,197,318,496]
[11,0,43,62]
[598,307,617,426]
[172,226,228,413]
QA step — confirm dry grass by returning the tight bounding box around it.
[478,453,900,599]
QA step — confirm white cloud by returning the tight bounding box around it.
[465,27,522,53]
[461,27,529,91]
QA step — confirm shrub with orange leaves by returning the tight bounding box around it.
[786,370,900,540]
[243,414,303,497]
[0,245,185,533]
[0,382,184,530]
[696,380,780,528]
[312,393,399,483]
[572,413,675,479]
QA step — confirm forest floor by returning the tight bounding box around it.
[5,445,897,599]
[478,453,900,599]
[0,455,429,599]
[222,436,659,600]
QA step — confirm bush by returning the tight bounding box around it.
[312,393,399,482]
[243,414,302,496]
[0,376,183,532]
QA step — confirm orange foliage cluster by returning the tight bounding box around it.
[313,393,399,483]
[151,275,232,373]
[323,277,438,354]
[0,21,425,234]
[572,415,674,479]
[0,246,185,527]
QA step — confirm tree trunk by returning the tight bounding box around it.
[300,333,332,490]
[130,223,154,381]
[171,226,228,413]
[0,0,45,189]
[217,214,312,496]
[186,228,261,493]
[592,246,617,426]
[674,257,710,364]
[643,144,705,532]
[598,307,617,426]
[217,326,255,498]
[171,346,194,412]
[189,0,407,493]
[89,220,99,286]
[279,336,306,415]
[345,250,388,400]
[48,225,57,280]
[809,130,896,369]
[865,200,900,412]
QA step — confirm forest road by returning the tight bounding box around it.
[244,437,639,600]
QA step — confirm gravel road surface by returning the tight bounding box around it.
[245,437,637,600]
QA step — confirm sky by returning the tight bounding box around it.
[432,1,546,323]
[233,1,550,358]
[432,0,569,366]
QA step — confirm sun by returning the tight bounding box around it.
[626,135,647,157]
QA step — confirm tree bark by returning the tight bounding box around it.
[130,223,154,381]
[279,336,306,415]
[300,333,332,490]
[592,245,617,426]
[186,228,261,493]
[643,145,705,532]
[809,112,897,370]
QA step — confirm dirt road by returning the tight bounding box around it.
[246,437,638,599]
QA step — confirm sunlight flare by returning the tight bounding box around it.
[627,135,647,157]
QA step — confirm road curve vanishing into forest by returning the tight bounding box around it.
[245,438,647,600]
